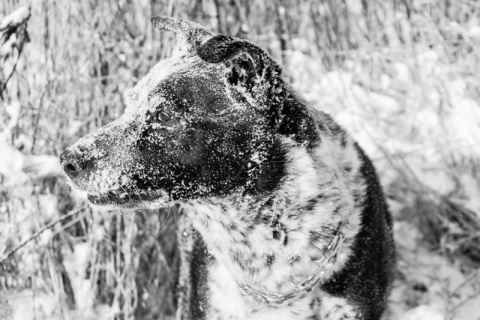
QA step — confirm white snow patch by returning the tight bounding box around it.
[400,305,444,320]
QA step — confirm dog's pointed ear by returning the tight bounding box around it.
[151,16,212,52]
[197,35,279,90]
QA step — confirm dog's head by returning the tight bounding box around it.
[60,17,309,209]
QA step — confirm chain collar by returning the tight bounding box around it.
[235,222,344,304]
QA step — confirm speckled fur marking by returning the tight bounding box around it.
[61,17,395,320]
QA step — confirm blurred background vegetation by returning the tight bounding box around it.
[0,0,479,319]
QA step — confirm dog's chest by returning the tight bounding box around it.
[207,262,312,320]
[205,262,359,320]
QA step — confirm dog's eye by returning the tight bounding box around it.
[156,110,172,122]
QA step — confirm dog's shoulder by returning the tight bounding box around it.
[320,142,396,319]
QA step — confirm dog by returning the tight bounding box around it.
[60,17,395,320]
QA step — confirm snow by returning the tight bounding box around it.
[467,25,480,40]
[63,242,94,312]
[0,33,17,56]
[9,290,58,320]
[389,221,480,320]
[400,305,444,320]
[459,175,480,214]
[0,133,24,177]
[0,5,30,30]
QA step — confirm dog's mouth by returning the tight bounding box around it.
[87,189,167,206]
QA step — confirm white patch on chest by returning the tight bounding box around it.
[207,263,360,319]
[207,262,314,320]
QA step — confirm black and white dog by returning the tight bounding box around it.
[61,17,395,320]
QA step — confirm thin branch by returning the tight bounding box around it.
[460,0,480,9]
[0,208,83,263]
[274,0,289,65]
[0,45,24,98]
[213,0,225,34]
[451,289,480,314]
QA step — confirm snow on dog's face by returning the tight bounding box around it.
[60,17,286,209]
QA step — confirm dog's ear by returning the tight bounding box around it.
[197,35,277,90]
[151,16,212,53]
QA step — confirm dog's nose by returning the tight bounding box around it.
[60,149,89,178]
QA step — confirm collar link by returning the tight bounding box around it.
[235,221,344,305]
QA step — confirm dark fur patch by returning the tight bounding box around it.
[303,196,325,211]
[266,254,275,266]
[321,144,396,320]
[278,94,319,148]
[272,230,281,240]
[283,232,289,246]
[309,230,326,244]
[256,138,287,193]
[189,230,212,320]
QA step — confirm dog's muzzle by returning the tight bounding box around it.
[60,149,90,178]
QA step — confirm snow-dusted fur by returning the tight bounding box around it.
[61,17,395,320]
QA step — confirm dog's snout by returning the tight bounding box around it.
[60,149,89,178]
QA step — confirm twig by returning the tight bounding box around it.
[0,208,83,263]
[451,269,480,297]
[274,0,289,65]
[0,206,12,258]
[0,45,24,98]
[30,82,50,153]
[213,0,224,34]
[460,0,480,9]
[451,288,480,314]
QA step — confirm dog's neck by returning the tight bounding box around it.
[181,134,365,307]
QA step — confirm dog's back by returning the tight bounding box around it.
[321,144,395,319]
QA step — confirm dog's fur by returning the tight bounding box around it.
[60,17,395,320]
